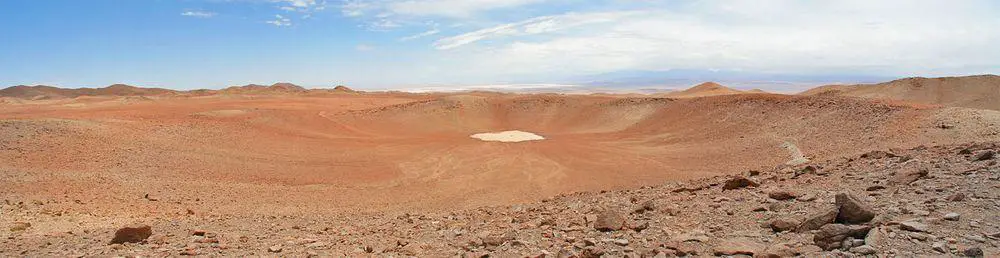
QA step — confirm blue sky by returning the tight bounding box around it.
[1,0,999,91]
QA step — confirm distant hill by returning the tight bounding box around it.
[800,75,1000,110]
[220,83,307,94]
[0,84,176,99]
[333,85,355,92]
[664,82,746,98]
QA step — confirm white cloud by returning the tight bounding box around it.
[400,28,441,41]
[340,0,368,16]
[266,14,292,26]
[341,0,548,31]
[355,44,375,51]
[387,0,545,18]
[274,0,326,13]
[180,11,217,18]
[427,0,1000,78]
[433,11,637,49]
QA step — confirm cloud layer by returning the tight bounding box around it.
[402,0,1000,81]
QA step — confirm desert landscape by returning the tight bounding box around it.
[1,75,999,257]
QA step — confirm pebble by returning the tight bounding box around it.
[943,212,960,221]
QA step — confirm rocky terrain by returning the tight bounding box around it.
[800,75,1000,111]
[2,141,997,257]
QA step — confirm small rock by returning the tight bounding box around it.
[865,228,883,247]
[768,191,797,201]
[966,234,987,243]
[963,247,984,257]
[482,232,516,246]
[191,230,207,236]
[835,193,876,224]
[944,212,961,221]
[796,207,838,232]
[630,221,649,231]
[9,222,30,232]
[634,200,655,213]
[813,224,871,251]
[109,225,152,244]
[866,185,886,191]
[932,241,948,253]
[612,239,629,246]
[760,243,796,257]
[797,194,818,202]
[769,217,801,232]
[712,238,764,256]
[900,220,929,232]
[972,150,995,161]
[268,244,283,253]
[890,163,928,185]
[722,176,759,190]
[593,209,626,231]
[947,192,966,202]
[850,245,877,255]
[671,230,710,243]
[910,232,929,241]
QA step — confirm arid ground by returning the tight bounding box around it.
[2,76,1000,256]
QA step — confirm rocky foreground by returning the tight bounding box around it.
[3,142,999,257]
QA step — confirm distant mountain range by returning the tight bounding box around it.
[0,83,355,100]
[569,69,895,92]
[4,75,999,111]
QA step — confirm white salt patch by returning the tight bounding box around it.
[470,130,545,142]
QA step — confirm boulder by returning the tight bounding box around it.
[109,225,152,244]
[796,207,838,232]
[593,209,626,231]
[835,193,876,224]
[769,217,801,232]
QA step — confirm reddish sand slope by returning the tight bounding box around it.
[2,92,998,218]
[800,74,1000,110]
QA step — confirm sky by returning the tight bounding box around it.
[1,0,999,91]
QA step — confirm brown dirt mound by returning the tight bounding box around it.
[799,74,1000,110]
